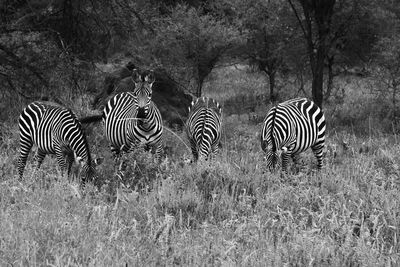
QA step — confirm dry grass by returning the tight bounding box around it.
[1,67,400,266]
[2,118,400,266]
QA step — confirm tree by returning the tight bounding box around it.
[288,0,336,107]
[0,0,156,105]
[151,4,242,97]
[227,0,292,102]
[373,35,400,121]
[323,0,379,100]
[370,1,400,122]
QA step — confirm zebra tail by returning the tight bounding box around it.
[79,114,103,124]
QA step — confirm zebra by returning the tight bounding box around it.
[260,98,326,172]
[186,96,222,161]
[80,69,164,159]
[18,101,97,183]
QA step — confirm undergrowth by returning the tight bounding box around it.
[1,69,400,266]
[1,114,400,266]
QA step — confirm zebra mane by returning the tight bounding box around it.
[67,109,93,165]
[188,97,222,115]
[38,100,64,108]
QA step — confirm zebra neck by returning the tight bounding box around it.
[65,125,91,166]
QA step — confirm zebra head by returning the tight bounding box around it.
[262,143,288,172]
[75,155,100,183]
[131,69,155,118]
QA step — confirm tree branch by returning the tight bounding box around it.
[287,0,308,41]
[0,43,49,88]
[0,72,33,99]
[120,0,155,34]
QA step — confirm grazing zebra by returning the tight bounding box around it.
[186,97,222,161]
[18,101,97,183]
[260,98,326,172]
[101,69,164,158]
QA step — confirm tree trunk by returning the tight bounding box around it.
[392,78,398,122]
[312,0,336,108]
[312,42,325,108]
[325,55,334,101]
[288,0,336,109]
[196,78,203,97]
[266,70,277,103]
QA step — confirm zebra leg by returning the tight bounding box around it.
[18,138,33,180]
[152,141,164,161]
[121,143,135,154]
[110,145,123,165]
[311,143,325,169]
[55,147,69,178]
[281,152,291,173]
[34,149,47,187]
[65,151,75,177]
[211,144,219,160]
[188,138,198,162]
[35,149,47,170]
[114,144,132,183]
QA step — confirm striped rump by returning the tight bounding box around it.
[260,98,326,172]
[186,97,222,161]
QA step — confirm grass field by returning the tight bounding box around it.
[1,67,399,266]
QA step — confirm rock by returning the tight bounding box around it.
[91,64,192,128]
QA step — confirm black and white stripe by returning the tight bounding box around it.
[18,101,96,183]
[260,98,326,172]
[103,70,163,158]
[186,97,222,161]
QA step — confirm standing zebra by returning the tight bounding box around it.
[97,69,164,158]
[18,101,97,183]
[260,98,326,172]
[186,97,222,161]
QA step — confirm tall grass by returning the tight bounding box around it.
[1,66,400,266]
[2,115,400,265]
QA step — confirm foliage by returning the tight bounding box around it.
[369,2,400,123]
[224,0,295,101]
[0,0,158,116]
[150,4,242,96]
[0,0,395,114]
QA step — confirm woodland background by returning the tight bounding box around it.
[1,0,400,120]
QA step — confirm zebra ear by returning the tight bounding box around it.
[132,69,141,83]
[188,100,195,113]
[145,71,155,84]
[216,101,222,115]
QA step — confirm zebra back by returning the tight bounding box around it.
[188,97,222,117]
[186,97,222,161]
[18,102,96,183]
